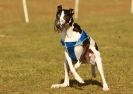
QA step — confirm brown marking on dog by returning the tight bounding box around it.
[79,39,94,64]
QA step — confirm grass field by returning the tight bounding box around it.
[0,0,133,94]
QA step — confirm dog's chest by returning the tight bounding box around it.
[62,27,81,42]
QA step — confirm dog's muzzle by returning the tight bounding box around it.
[54,20,65,32]
[57,24,64,30]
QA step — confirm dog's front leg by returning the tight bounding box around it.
[74,60,81,69]
[62,60,70,86]
[64,51,84,84]
[51,60,69,88]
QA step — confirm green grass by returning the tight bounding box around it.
[0,0,133,94]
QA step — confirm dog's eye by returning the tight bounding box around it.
[58,14,60,18]
[56,14,61,19]
[64,15,69,20]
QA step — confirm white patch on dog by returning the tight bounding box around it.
[59,11,65,25]
[61,26,81,42]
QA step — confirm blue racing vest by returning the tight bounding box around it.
[61,31,89,61]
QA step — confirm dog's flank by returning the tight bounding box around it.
[51,5,109,91]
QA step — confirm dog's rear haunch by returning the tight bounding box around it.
[51,5,109,91]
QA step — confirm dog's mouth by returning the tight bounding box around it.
[56,24,65,31]
[54,20,66,32]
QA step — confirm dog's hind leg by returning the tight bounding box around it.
[91,64,97,78]
[84,48,97,78]
[51,60,70,88]
[89,53,97,78]
[91,47,109,91]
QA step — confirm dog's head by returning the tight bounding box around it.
[54,5,74,32]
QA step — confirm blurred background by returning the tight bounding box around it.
[0,0,131,27]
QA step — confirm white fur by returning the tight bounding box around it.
[51,24,109,91]
[61,26,81,42]
[59,11,65,25]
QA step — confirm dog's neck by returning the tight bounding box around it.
[61,23,82,42]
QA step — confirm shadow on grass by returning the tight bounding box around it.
[60,79,102,90]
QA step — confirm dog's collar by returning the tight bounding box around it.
[60,31,89,61]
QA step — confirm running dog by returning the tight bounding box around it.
[51,5,109,91]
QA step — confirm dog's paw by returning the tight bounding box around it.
[51,83,69,88]
[79,80,85,84]
[75,75,85,84]
[51,84,60,88]
[75,77,85,84]
[102,84,109,91]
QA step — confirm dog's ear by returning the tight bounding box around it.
[57,5,62,12]
[69,8,74,15]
